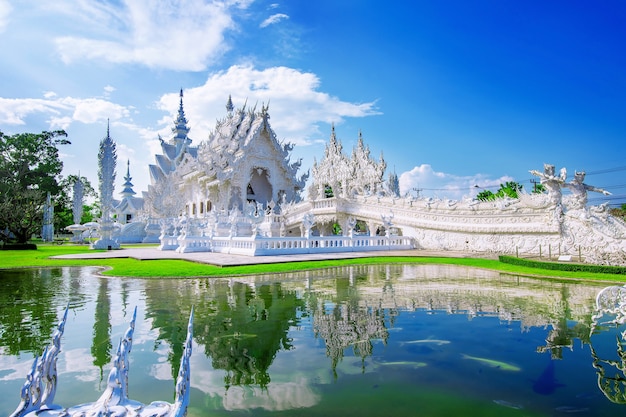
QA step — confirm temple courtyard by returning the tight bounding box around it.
[51,246,497,267]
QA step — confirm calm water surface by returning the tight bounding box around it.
[0,264,625,416]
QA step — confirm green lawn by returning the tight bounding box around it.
[1,243,625,282]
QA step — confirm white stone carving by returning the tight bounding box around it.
[106,91,623,264]
[11,307,194,417]
[92,123,120,250]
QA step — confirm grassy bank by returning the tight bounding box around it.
[1,244,626,282]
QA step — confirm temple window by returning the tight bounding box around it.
[207,200,212,212]
[192,203,196,215]
[200,202,204,214]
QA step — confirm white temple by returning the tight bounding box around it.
[104,90,626,264]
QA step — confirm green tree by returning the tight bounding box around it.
[496,181,523,199]
[476,182,523,202]
[476,189,495,201]
[610,203,626,220]
[0,130,70,243]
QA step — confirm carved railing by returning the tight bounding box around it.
[175,234,414,255]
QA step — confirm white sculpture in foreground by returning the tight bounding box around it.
[104,91,624,264]
[10,307,194,417]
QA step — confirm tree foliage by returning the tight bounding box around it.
[476,182,523,202]
[0,130,70,243]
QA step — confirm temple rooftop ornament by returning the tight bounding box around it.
[10,307,194,417]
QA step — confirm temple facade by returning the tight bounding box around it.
[103,90,626,265]
[143,91,307,220]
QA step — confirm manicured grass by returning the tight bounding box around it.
[1,243,626,282]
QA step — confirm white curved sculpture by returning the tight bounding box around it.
[10,307,194,417]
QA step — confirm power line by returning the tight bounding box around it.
[585,166,626,176]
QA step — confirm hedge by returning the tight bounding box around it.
[499,255,626,275]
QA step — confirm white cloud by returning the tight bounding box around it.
[0,0,11,33]
[54,0,250,71]
[399,164,514,200]
[103,85,116,98]
[260,13,289,28]
[0,94,131,129]
[155,65,381,146]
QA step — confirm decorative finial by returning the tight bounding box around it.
[226,95,234,113]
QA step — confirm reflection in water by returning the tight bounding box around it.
[1,264,626,416]
[143,278,301,388]
[91,278,111,382]
[590,284,626,404]
[0,269,65,355]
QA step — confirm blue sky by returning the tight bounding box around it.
[1,1,625,204]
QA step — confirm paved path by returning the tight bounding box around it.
[52,247,497,267]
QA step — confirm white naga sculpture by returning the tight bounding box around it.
[10,307,194,417]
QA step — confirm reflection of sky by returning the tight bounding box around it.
[178,329,327,411]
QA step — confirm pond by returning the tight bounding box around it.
[0,264,625,416]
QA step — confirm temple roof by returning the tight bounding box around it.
[149,90,198,182]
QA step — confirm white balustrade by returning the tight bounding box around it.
[170,233,414,256]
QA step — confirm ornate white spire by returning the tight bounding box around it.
[226,95,234,114]
[99,120,117,213]
[171,89,191,147]
[120,160,136,198]
[93,120,120,250]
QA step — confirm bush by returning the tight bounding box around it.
[1,243,38,250]
[499,255,626,275]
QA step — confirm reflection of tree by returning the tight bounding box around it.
[143,279,301,389]
[0,269,64,355]
[91,278,112,382]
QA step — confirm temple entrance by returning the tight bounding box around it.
[247,168,273,207]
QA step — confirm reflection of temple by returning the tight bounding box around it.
[140,264,603,385]
[310,297,389,373]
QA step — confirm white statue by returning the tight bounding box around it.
[529,163,566,207]
[564,170,611,210]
